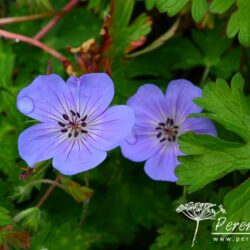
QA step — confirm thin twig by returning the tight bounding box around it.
[34,0,80,40]
[126,18,180,58]
[35,176,62,208]
[0,29,71,67]
[24,178,65,194]
[0,12,52,26]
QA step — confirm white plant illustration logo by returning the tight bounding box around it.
[176,202,226,247]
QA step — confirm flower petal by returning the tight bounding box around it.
[52,141,107,175]
[165,79,202,124]
[17,74,74,122]
[127,84,167,127]
[121,130,161,162]
[18,122,63,167]
[86,105,134,151]
[180,117,217,136]
[144,143,181,182]
[66,73,114,120]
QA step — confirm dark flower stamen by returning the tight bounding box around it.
[155,117,179,143]
[62,114,69,120]
[157,132,162,138]
[58,121,65,127]
[81,115,87,121]
[60,110,88,138]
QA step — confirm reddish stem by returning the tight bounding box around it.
[0,12,52,25]
[34,0,80,40]
[36,176,61,208]
[0,29,71,68]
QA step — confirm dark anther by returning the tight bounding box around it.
[168,138,172,142]
[158,122,165,127]
[157,132,162,138]
[70,110,76,116]
[166,118,170,124]
[68,133,72,138]
[173,125,179,129]
[172,135,176,141]
[160,138,166,143]
[74,131,79,137]
[76,112,80,118]
[81,115,87,121]
[58,121,65,127]
[156,127,162,130]
[62,114,69,120]
[170,119,174,126]
[81,122,86,127]
[61,128,68,133]
[81,130,88,134]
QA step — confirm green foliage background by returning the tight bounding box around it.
[0,0,250,249]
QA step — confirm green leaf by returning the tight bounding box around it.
[212,178,250,249]
[13,207,41,233]
[0,42,15,88]
[145,0,156,10]
[156,0,189,16]
[210,0,235,14]
[113,0,135,27]
[60,177,93,203]
[176,132,250,192]
[226,0,250,46]
[191,0,208,23]
[0,207,11,227]
[195,73,250,142]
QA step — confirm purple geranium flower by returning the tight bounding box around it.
[121,80,216,182]
[17,73,134,175]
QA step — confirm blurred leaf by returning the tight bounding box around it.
[0,207,11,227]
[60,177,93,203]
[108,0,152,61]
[210,0,235,14]
[145,0,156,10]
[191,0,208,23]
[156,0,189,16]
[31,223,100,250]
[0,42,15,88]
[17,0,53,11]
[13,207,41,233]
[0,225,30,250]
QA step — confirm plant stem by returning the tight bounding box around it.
[24,178,65,194]
[36,176,61,208]
[0,29,71,68]
[34,0,80,40]
[200,65,210,87]
[0,12,52,25]
[192,220,200,247]
[79,198,90,227]
[126,18,180,58]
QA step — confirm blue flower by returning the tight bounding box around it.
[17,73,134,175]
[121,80,216,182]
